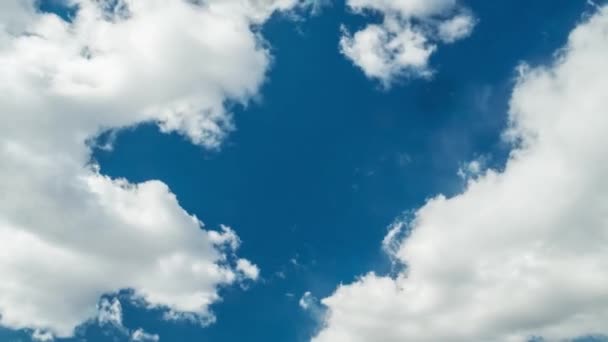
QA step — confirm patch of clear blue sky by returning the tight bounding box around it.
[1,1,605,341]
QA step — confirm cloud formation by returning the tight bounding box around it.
[315,6,608,342]
[0,0,306,337]
[98,298,160,342]
[340,0,475,85]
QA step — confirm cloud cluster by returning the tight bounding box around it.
[0,0,305,338]
[340,0,475,85]
[97,298,160,342]
[315,6,608,342]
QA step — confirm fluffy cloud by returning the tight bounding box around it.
[340,0,475,85]
[0,0,305,338]
[315,6,608,342]
[299,292,316,311]
[236,258,261,280]
[98,298,124,328]
[98,298,160,341]
[131,328,160,342]
[31,330,54,342]
[0,1,35,33]
[437,13,476,43]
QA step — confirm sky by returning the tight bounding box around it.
[1,0,608,342]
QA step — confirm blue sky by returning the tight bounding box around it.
[1,0,608,341]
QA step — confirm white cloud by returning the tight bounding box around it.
[0,1,35,34]
[132,328,160,342]
[32,330,54,342]
[457,155,488,180]
[236,258,261,280]
[0,0,305,338]
[438,13,476,43]
[301,0,331,15]
[340,0,475,85]
[315,6,608,342]
[299,292,315,310]
[96,297,160,341]
[381,216,409,261]
[98,298,123,328]
[348,0,456,18]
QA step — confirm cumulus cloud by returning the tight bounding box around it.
[236,258,261,280]
[131,328,160,342]
[457,155,488,180]
[299,292,316,310]
[0,0,302,338]
[98,298,124,328]
[315,6,608,342]
[31,297,161,341]
[340,0,475,85]
[437,13,476,43]
[32,330,54,342]
[96,297,160,341]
